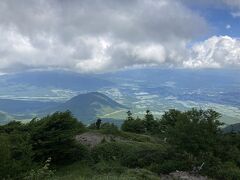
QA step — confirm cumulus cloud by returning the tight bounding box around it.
[231,11,240,18]
[184,36,240,68]
[223,0,240,9]
[222,0,240,16]
[0,0,239,73]
[0,0,209,73]
[182,0,240,17]
[201,0,240,9]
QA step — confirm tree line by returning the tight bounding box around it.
[1,109,240,179]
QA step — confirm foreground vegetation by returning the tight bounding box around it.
[1,109,240,180]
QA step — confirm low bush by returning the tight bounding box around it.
[123,168,159,180]
[121,149,166,168]
[24,158,54,180]
[217,162,240,180]
[92,140,167,172]
[0,132,33,179]
[100,123,120,135]
[30,111,86,164]
[94,161,126,174]
[91,142,131,162]
[121,118,146,134]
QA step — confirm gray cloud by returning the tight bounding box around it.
[1,0,238,73]
[223,0,240,9]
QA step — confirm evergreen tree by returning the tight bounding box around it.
[30,111,86,164]
[96,118,102,129]
[144,110,158,133]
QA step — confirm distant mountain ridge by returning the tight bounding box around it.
[0,99,60,114]
[43,92,127,123]
[2,70,113,91]
[0,92,127,124]
[223,123,240,133]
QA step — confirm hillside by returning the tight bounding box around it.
[0,99,60,114]
[1,69,240,125]
[1,109,240,179]
[43,92,127,123]
[223,123,240,133]
[0,92,126,124]
[0,99,61,124]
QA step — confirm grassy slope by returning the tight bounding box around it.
[51,131,163,180]
[52,162,160,180]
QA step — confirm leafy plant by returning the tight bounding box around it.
[24,158,54,180]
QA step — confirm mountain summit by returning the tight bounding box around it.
[46,92,126,123]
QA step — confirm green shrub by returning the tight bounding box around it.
[121,149,166,168]
[24,158,54,180]
[92,142,131,162]
[119,131,159,143]
[0,120,26,133]
[0,134,12,178]
[100,123,120,135]
[147,150,197,174]
[217,162,240,180]
[121,110,161,135]
[198,152,222,177]
[123,168,159,180]
[52,161,93,179]
[121,118,146,134]
[92,141,167,172]
[149,160,190,174]
[0,132,33,179]
[30,111,86,164]
[94,161,126,174]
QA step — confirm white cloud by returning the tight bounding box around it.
[0,0,208,73]
[184,36,240,68]
[223,0,240,17]
[223,0,240,9]
[133,44,166,64]
[226,24,231,29]
[0,0,239,73]
[231,11,240,17]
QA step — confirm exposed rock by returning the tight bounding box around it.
[75,132,121,148]
[161,171,209,180]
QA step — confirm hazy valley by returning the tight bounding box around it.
[0,69,239,126]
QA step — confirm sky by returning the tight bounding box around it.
[0,0,239,74]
